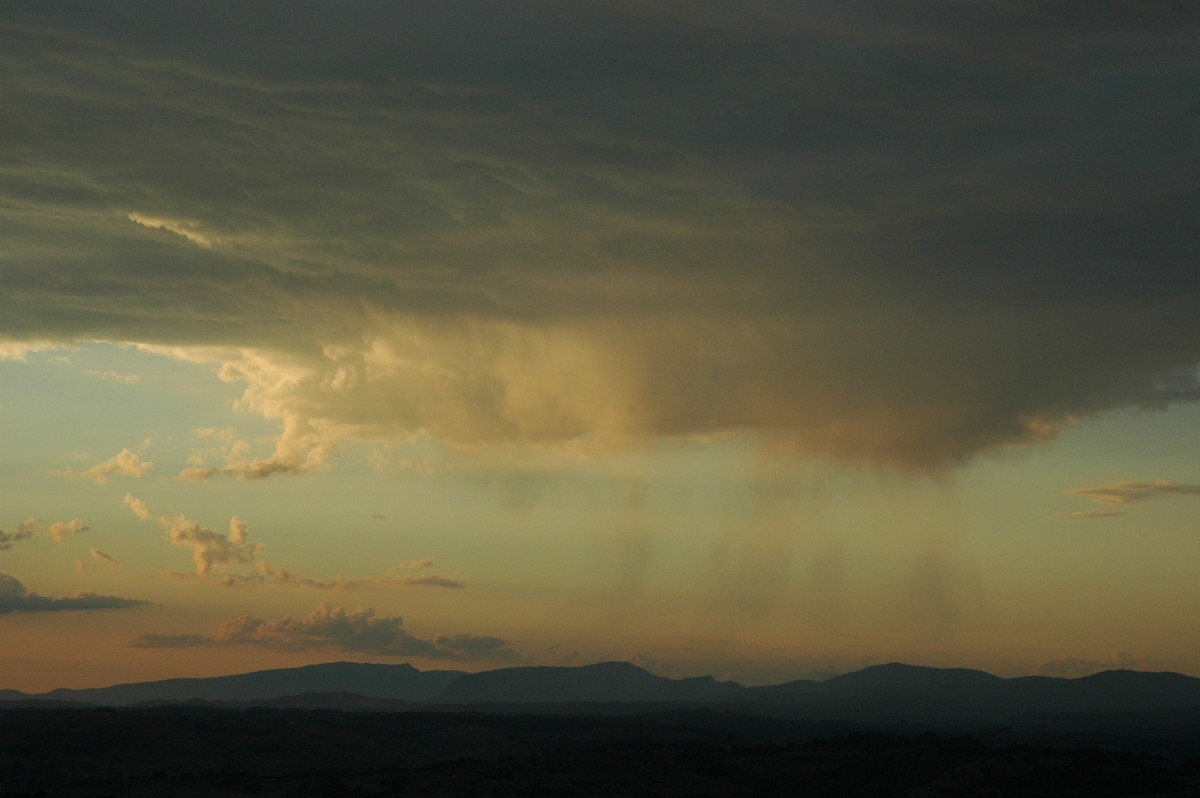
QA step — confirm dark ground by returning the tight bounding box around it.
[3,707,1200,796]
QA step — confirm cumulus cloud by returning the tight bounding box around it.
[173,418,327,481]
[124,494,262,577]
[124,494,462,589]
[124,601,519,661]
[60,449,155,484]
[123,493,152,521]
[0,518,39,550]
[1066,480,1200,506]
[1,5,1198,470]
[47,518,89,543]
[166,513,260,576]
[0,572,148,614]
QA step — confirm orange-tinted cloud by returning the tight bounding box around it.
[0,572,148,614]
[124,601,518,661]
[1067,480,1200,506]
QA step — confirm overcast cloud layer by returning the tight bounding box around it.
[3,1,1199,468]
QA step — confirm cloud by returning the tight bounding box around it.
[1034,650,1154,679]
[271,567,361,591]
[124,494,263,577]
[0,518,39,550]
[90,548,118,564]
[126,633,213,648]
[76,548,120,571]
[1048,509,1127,520]
[126,213,214,248]
[269,565,462,591]
[173,418,326,481]
[178,467,218,481]
[124,495,461,589]
[377,574,463,589]
[60,449,155,484]
[0,341,65,361]
[124,601,519,661]
[163,513,261,577]
[47,518,89,543]
[0,572,148,614]
[83,370,142,385]
[123,493,152,521]
[1,5,1198,470]
[1066,480,1200,506]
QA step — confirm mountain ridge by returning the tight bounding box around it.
[23,661,465,706]
[4,660,1200,722]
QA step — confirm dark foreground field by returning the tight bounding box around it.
[4,707,1200,797]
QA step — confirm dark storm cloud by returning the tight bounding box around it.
[0,572,149,613]
[2,1,1198,468]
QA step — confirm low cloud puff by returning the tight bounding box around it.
[1034,651,1153,679]
[1066,480,1200,506]
[1049,509,1127,520]
[0,518,39,550]
[125,601,518,661]
[125,494,463,589]
[0,572,148,614]
[47,518,89,543]
[60,449,155,485]
[76,548,120,571]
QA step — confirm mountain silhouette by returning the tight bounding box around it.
[18,661,464,706]
[431,661,743,704]
[4,661,1200,721]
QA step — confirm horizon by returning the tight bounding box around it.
[6,656,1188,698]
[3,2,1200,694]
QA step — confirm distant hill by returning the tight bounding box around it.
[2,661,464,707]
[729,663,1200,722]
[4,660,1200,723]
[431,661,743,704]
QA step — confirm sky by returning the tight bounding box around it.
[2,1,1199,692]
